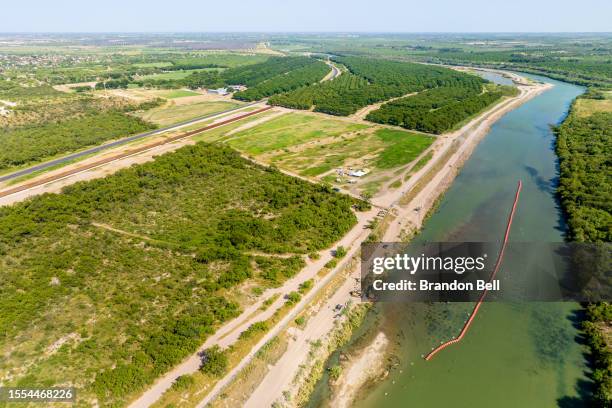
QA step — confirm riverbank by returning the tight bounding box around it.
[326,73,588,408]
[317,79,552,407]
[239,72,552,408]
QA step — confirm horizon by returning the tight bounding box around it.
[1,31,612,34]
[3,0,611,33]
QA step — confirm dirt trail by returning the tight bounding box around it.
[128,207,378,408]
[0,104,269,206]
[242,78,552,408]
[350,92,417,121]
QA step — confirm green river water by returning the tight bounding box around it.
[308,74,592,407]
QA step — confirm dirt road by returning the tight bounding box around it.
[0,105,271,205]
[242,78,552,408]
[128,206,378,408]
[0,101,261,184]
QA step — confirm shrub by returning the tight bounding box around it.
[200,346,228,377]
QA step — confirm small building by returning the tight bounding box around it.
[208,88,229,95]
[348,169,368,177]
[228,85,247,92]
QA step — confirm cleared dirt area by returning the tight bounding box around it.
[136,99,242,126]
[199,110,435,198]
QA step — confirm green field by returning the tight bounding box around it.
[198,111,434,196]
[155,89,201,99]
[221,112,368,155]
[138,69,209,81]
[0,143,361,407]
[136,100,241,126]
[133,62,173,68]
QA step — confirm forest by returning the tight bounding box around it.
[555,94,612,406]
[231,60,328,101]
[0,111,155,170]
[134,56,329,101]
[0,142,364,407]
[268,56,488,117]
[556,108,611,242]
[419,50,612,88]
[366,84,517,134]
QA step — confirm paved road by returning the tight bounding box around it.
[0,107,273,200]
[329,62,341,79]
[0,101,261,183]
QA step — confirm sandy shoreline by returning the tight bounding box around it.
[243,76,553,408]
[324,81,554,405]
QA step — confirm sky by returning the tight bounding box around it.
[2,0,611,33]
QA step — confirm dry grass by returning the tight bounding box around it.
[574,98,612,117]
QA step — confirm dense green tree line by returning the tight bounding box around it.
[232,60,329,101]
[582,303,612,405]
[556,110,611,242]
[135,56,328,101]
[269,56,487,116]
[421,50,612,88]
[555,96,612,406]
[0,111,155,170]
[367,85,516,134]
[0,143,365,406]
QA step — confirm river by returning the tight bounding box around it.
[307,74,591,407]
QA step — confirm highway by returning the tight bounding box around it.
[0,106,272,199]
[0,101,262,183]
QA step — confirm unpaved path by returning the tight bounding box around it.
[0,104,269,206]
[350,92,417,121]
[128,206,378,408]
[242,78,552,408]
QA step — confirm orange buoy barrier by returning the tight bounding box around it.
[424,180,522,361]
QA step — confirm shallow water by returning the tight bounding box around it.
[473,70,515,86]
[308,75,591,408]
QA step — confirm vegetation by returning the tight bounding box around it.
[582,303,612,405]
[200,346,228,377]
[239,321,269,340]
[0,143,363,406]
[367,84,516,134]
[138,56,329,101]
[374,128,434,168]
[135,100,240,126]
[556,91,612,406]
[419,50,612,88]
[232,60,328,101]
[286,291,302,304]
[0,111,155,170]
[269,56,488,116]
[171,374,195,390]
[556,103,611,242]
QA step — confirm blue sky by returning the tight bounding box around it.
[2,0,611,32]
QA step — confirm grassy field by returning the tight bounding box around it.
[574,95,612,117]
[0,143,361,407]
[137,69,212,81]
[133,62,173,68]
[198,111,434,196]
[155,89,201,99]
[221,112,368,155]
[135,100,241,126]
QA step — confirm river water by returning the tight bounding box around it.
[308,75,591,407]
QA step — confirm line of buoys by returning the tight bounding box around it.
[424,180,522,361]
